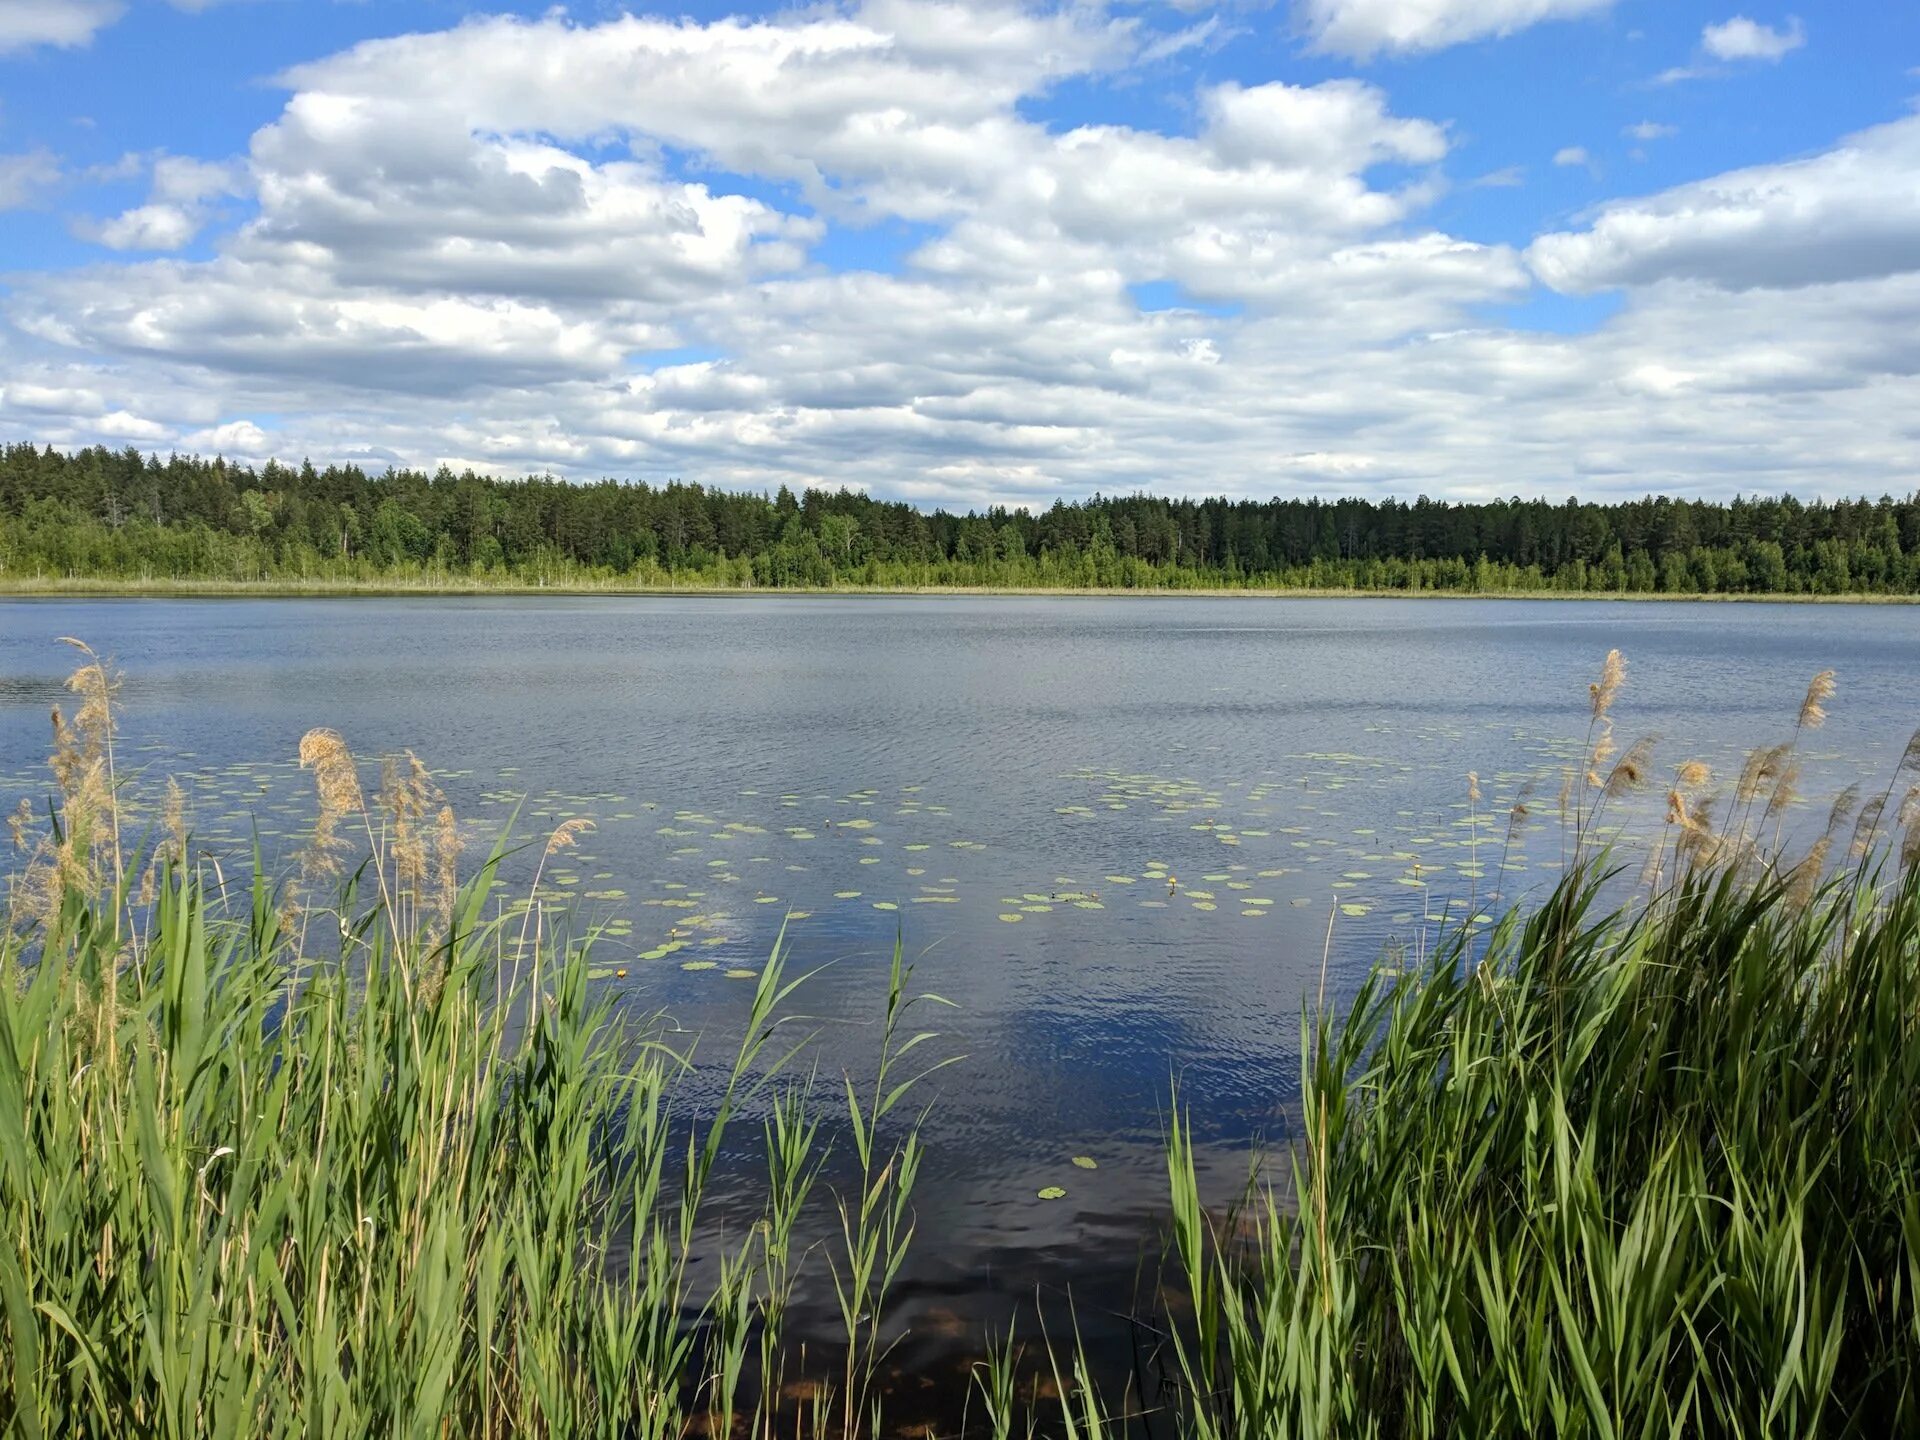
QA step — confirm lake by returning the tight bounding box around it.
[4,594,1916,1409]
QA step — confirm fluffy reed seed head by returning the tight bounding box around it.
[1899,727,1920,777]
[1590,649,1626,721]
[7,797,29,853]
[1849,795,1887,862]
[1603,736,1657,798]
[298,728,363,877]
[1676,796,1721,869]
[61,641,117,742]
[379,751,442,892]
[1798,670,1837,731]
[161,777,187,865]
[1735,744,1790,805]
[1787,834,1832,913]
[1586,724,1617,790]
[1667,760,1713,828]
[299,729,363,813]
[1825,783,1860,839]
[543,817,595,857]
[1902,786,1920,872]
[1467,771,1482,805]
[435,804,462,927]
[1762,759,1802,823]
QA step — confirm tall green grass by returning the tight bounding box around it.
[1165,663,1920,1438]
[0,647,955,1438]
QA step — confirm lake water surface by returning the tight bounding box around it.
[4,595,1916,1407]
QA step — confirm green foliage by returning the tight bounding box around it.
[1167,859,1920,1438]
[0,840,947,1438]
[4,442,1920,594]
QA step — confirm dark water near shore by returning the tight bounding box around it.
[4,595,1917,1417]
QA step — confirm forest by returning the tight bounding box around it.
[4,442,1919,594]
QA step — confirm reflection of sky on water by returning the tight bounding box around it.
[5,594,1917,1393]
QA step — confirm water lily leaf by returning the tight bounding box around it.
[1037,1186,1067,1201]
[1071,1156,1097,1170]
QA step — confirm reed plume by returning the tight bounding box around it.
[1786,834,1832,912]
[1603,737,1656,798]
[1902,788,1920,872]
[1850,795,1888,863]
[1590,649,1625,720]
[543,816,595,857]
[1799,669,1836,730]
[1675,795,1722,870]
[297,727,363,878]
[435,804,462,931]
[1824,782,1860,839]
[160,777,187,865]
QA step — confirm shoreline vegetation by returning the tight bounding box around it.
[9,574,1920,603]
[5,645,1920,1436]
[7,443,1920,601]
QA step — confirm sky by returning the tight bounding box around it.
[0,0,1916,509]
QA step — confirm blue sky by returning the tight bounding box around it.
[2,0,1917,505]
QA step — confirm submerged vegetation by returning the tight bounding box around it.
[4,642,1920,1436]
[6,443,1920,595]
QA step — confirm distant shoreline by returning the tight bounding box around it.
[3,576,1918,604]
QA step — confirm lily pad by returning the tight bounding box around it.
[1037,1186,1067,1201]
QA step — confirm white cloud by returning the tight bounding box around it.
[1139,16,1220,63]
[1297,0,1614,59]
[181,419,272,455]
[3,0,1919,508]
[1624,121,1676,141]
[1530,114,1920,293]
[0,150,61,210]
[1701,15,1804,62]
[1658,15,1804,82]
[78,153,247,252]
[0,0,121,54]
[1553,145,1590,167]
[89,204,203,251]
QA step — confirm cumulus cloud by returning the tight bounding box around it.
[0,150,62,211]
[1657,14,1804,82]
[0,0,121,54]
[1530,114,1920,293]
[1297,0,1614,59]
[1702,15,1805,62]
[78,153,247,251]
[3,0,1918,507]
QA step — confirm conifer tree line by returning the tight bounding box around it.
[5,442,1919,594]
